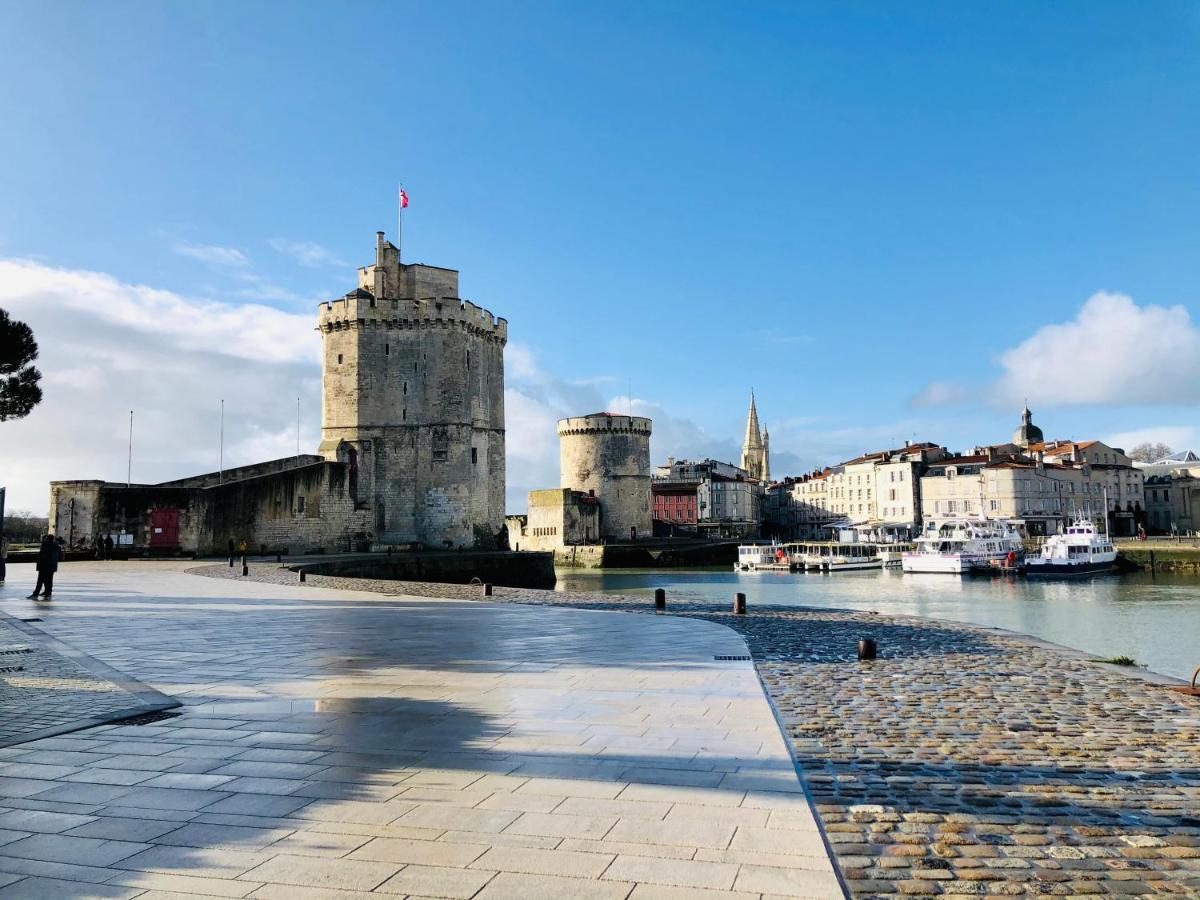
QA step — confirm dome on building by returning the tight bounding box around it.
[1012,405,1043,448]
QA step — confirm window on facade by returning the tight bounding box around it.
[337,353,343,364]
[471,447,478,464]
[296,496,306,514]
[385,343,390,356]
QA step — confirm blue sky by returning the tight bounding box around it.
[2,1,1199,512]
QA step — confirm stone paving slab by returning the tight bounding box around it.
[0,610,179,749]
[202,562,1200,896]
[0,562,841,898]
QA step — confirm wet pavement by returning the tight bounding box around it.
[321,571,1200,898]
[0,561,839,899]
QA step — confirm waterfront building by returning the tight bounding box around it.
[48,230,508,553]
[518,489,601,551]
[652,458,760,538]
[1032,440,1144,536]
[1144,469,1200,535]
[764,469,838,539]
[740,393,770,482]
[833,442,949,532]
[920,451,1097,536]
[764,442,948,539]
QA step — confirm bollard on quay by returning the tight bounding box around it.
[299,570,306,583]
[276,552,282,563]
[654,588,666,612]
[858,638,877,661]
[733,592,747,615]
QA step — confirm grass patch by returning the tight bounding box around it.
[1095,655,1138,666]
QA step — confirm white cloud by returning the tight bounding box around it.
[910,380,972,409]
[173,240,250,267]
[268,239,345,268]
[911,292,1200,410]
[0,259,320,512]
[1105,426,1200,456]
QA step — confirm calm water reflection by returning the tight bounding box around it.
[555,567,1200,679]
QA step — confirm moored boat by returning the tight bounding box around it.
[902,518,1023,575]
[735,542,792,571]
[1025,516,1116,577]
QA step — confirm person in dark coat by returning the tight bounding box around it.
[104,534,114,559]
[28,534,60,600]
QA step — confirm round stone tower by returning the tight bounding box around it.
[557,413,653,542]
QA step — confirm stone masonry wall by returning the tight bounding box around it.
[319,238,507,549]
[558,414,652,541]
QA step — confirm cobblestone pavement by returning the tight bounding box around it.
[0,612,177,749]
[0,562,840,899]
[204,564,1200,897]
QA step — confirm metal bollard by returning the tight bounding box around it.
[858,638,877,661]
[276,552,282,563]
[299,570,306,583]
[242,563,249,576]
[483,583,493,597]
[733,592,746,615]
[228,556,233,568]
[654,588,666,611]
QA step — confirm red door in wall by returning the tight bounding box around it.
[150,508,180,548]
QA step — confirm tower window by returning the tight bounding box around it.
[403,382,407,395]
[402,408,406,421]
[471,447,478,464]
[466,350,470,369]
[385,344,390,356]
[337,353,343,364]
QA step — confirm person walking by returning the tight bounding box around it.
[28,534,59,600]
[104,534,114,560]
[0,531,8,583]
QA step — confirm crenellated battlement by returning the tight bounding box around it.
[318,294,508,342]
[557,414,653,437]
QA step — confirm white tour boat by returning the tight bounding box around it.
[787,541,882,572]
[1025,516,1116,577]
[901,518,1024,575]
[735,542,792,571]
[821,542,883,572]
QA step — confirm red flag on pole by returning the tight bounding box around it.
[399,187,409,209]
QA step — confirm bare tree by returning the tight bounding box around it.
[0,308,42,421]
[1129,441,1173,463]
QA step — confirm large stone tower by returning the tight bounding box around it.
[318,232,506,547]
[740,392,770,482]
[558,413,652,541]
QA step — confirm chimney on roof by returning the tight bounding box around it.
[904,439,911,448]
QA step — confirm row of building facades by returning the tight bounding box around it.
[654,403,1200,541]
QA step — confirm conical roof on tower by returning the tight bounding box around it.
[743,392,763,451]
[740,391,768,481]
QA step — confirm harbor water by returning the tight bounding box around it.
[555,567,1200,680]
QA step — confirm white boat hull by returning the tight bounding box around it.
[902,552,1010,574]
[823,559,883,572]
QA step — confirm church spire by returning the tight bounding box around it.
[740,391,767,481]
